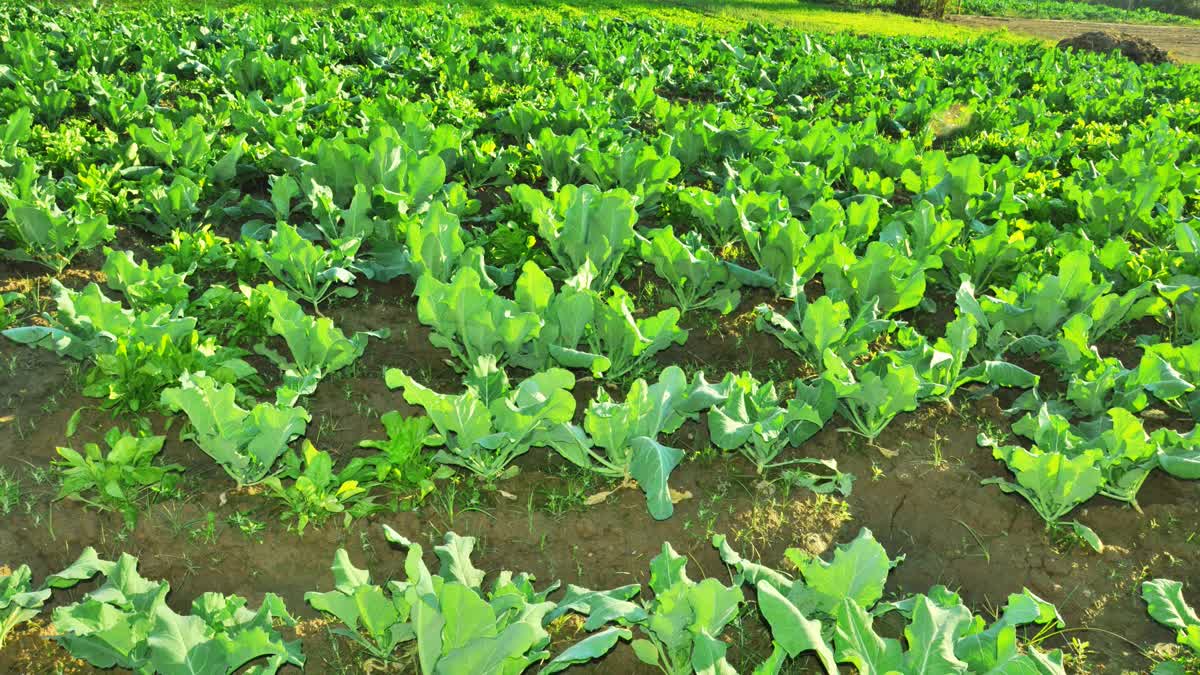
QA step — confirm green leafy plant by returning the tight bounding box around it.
[510,183,637,291]
[252,222,359,314]
[415,266,542,371]
[50,551,303,674]
[714,529,1067,673]
[822,350,921,445]
[552,366,724,519]
[707,372,832,474]
[677,187,790,251]
[353,411,443,507]
[549,542,741,675]
[140,173,203,235]
[0,291,24,330]
[742,214,837,299]
[253,283,376,403]
[979,406,1108,548]
[632,542,742,674]
[511,261,609,376]
[587,286,687,381]
[305,549,415,661]
[3,281,257,413]
[639,226,758,315]
[54,427,182,529]
[265,440,377,534]
[0,184,115,272]
[100,248,192,309]
[404,201,467,283]
[188,284,273,350]
[1142,579,1200,673]
[0,565,50,649]
[892,316,1039,403]
[779,458,855,497]
[385,358,578,483]
[755,295,891,365]
[823,240,927,317]
[979,250,1146,338]
[309,527,632,672]
[160,372,310,487]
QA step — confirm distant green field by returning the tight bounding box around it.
[960,0,1200,25]
[155,0,1004,40]
[531,0,996,38]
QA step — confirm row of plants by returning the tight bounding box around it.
[1,526,1087,674]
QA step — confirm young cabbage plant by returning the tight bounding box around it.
[101,248,192,309]
[127,114,246,184]
[821,350,920,447]
[1079,408,1161,507]
[1154,426,1200,480]
[823,240,927,317]
[511,261,610,376]
[878,200,964,275]
[404,201,466,283]
[978,407,1106,550]
[714,529,1067,674]
[140,173,203,235]
[381,527,629,675]
[1129,340,1200,418]
[550,366,724,519]
[51,552,303,674]
[581,139,680,213]
[160,372,310,487]
[385,360,577,483]
[742,215,836,299]
[509,182,637,291]
[0,565,51,649]
[550,542,742,675]
[252,222,360,314]
[587,286,688,382]
[706,372,832,475]
[1001,405,1159,509]
[0,182,115,272]
[414,266,543,372]
[305,549,416,661]
[676,186,791,251]
[639,226,760,316]
[1141,578,1200,668]
[942,218,1034,289]
[310,528,631,673]
[253,283,378,403]
[298,131,447,211]
[979,249,1147,339]
[891,315,1039,404]
[755,295,891,365]
[3,281,257,413]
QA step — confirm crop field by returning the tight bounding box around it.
[1,1,1200,674]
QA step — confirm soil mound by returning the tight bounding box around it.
[1058,30,1174,64]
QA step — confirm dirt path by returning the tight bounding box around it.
[949,14,1200,62]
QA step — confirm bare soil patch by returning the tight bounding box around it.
[949,14,1200,62]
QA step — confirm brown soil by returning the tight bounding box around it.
[1057,30,1174,64]
[1,265,1199,674]
[949,15,1200,63]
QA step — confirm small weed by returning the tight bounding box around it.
[189,511,219,545]
[227,511,266,542]
[0,468,23,516]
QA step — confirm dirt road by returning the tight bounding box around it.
[949,15,1200,62]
